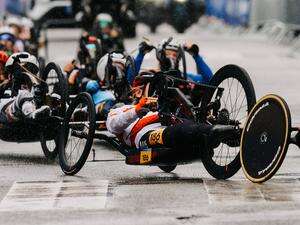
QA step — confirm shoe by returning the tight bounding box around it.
[208,125,240,148]
[30,106,51,120]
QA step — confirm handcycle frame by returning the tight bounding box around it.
[94,70,229,166]
[0,57,95,164]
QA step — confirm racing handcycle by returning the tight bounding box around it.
[0,54,95,170]
[240,94,300,183]
[60,63,256,180]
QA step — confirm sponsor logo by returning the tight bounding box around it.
[257,145,281,176]
[140,149,152,164]
[246,101,269,132]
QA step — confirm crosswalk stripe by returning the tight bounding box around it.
[0,180,108,211]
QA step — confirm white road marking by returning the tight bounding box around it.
[0,180,108,211]
[203,179,266,204]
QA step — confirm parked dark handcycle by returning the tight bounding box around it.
[240,94,300,183]
[0,56,95,171]
[60,64,256,179]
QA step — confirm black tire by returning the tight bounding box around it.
[59,92,96,175]
[158,165,177,173]
[40,62,68,160]
[201,65,256,179]
[240,94,291,183]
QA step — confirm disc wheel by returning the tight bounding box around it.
[40,62,68,160]
[201,65,256,179]
[240,94,291,183]
[158,165,177,173]
[59,92,96,175]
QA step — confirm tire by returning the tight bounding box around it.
[59,92,96,175]
[201,65,256,179]
[240,94,291,183]
[158,165,177,173]
[40,62,68,160]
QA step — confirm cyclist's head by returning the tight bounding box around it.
[5,52,39,75]
[0,28,16,52]
[97,53,127,86]
[157,38,181,71]
[6,16,23,36]
[95,13,113,34]
[97,53,131,101]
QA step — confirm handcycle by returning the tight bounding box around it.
[60,63,256,179]
[240,94,300,183]
[0,54,95,170]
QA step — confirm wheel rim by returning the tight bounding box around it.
[241,95,291,182]
[210,77,248,167]
[64,100,92,167]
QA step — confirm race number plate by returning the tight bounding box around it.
[140,149,152,164]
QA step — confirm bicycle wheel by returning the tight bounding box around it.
[40,62,68,160]
[59,92,96,175]
[240,94,291,183]
[201,64,256,179]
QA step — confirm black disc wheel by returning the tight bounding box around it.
[240,94,291,183]
[202,65,256,179]
[158,165,177,173]
[40,62,68,160]
[59,93,96,175]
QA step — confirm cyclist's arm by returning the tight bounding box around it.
[193,55,213,84]
[106,105,138,135]
[126,51,145,85]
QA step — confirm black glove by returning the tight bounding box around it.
[139,41,154,55]
[136,107,150,118]
[185,44,199,57]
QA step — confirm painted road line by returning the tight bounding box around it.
[203,180,266,204]
[0,180,108,211]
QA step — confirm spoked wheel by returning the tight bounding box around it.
[240,94,291,183]
[158,165,177,173]
[40,62,68,160]
[202,65,256,179]
[59,93,96,175]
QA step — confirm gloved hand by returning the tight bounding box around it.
[139,41,154,55]
[184,43,199,57]
[135,97,155,118]
[64,60,77,73]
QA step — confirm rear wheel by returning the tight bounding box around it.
[40,62,68,160]
[59,93,96,175]
[240,94,291,183]
[201,65,256,179]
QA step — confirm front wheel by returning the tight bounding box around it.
[201,64,256,179]
[40,62,67,160]
[58,93,96,175]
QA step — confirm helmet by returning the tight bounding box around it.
[5,52,39,75]
[86,80,100,94]
[157,38,181,71]
[96,13,113,29]
[6,16,22,28]
[0,51,9,65]
[96,53,127,82]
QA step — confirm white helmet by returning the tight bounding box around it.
[5,52,39,75]
[161,38,180,52]
[96,53,126,81]
[6,16,23,28]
